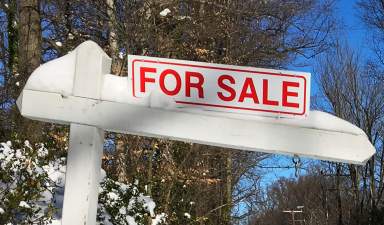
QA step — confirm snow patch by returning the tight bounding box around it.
[107,192,119,201]
[19,201,31,208]
[100,168,107,181]
[119,206,127,215]
[152,213,167,225]
[25,51,76,96]
[119,52,125,59]
[139,195,156,217]
[37,144,48,157]
[48,219,61,225]
[126,215,138,225]
[101,74,148,106]
[176,16,191,20]
[159,8,171,17]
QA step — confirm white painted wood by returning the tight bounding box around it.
[18,89,375,165]
[73,41,111,99]
[61,124,104,225]
[60,41,111,225]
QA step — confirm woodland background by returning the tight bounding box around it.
[0,0,384,225]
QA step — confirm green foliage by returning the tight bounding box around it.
[0,139,167,225]
[98,178,166,225]
[0,141,56,225]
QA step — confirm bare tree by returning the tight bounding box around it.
[358,0,384,72]
[316,42,384,225]
[0,0,338,224]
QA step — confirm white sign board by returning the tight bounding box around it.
[128,55,310,118]
[16,41,375,225]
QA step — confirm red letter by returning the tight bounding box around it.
[217,75,236,101]
[239,78,259,103]
[186,71,205,98]
[159,69,182,96]
[282,81,300,108]
[140,67,156,93]
[262,79,278,106]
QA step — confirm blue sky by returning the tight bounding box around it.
[288,0,370,71]
[248,5,370,219]
[286,0,372,96]
[337,0,368,53]
[261,0,372,184]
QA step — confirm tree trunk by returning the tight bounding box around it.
[18,0,41,85]
[115,134,128,183]
[369,156,376,224]
[348,164,360,224]
[7,0,18,80]
[16,0,42,142]
[336,164,343,225]
[224,151,232,225]
[147,140,156,196]
[106,0,121,75]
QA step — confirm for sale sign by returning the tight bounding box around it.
[16,41,374,225]
[128,55,310,118]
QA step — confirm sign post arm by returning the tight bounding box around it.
[16,40,374,166]
[61,41,111,225]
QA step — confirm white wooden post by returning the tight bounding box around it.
[61,41,111,225]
